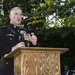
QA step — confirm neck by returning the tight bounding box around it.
[10,22,20,27]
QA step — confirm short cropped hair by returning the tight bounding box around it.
[10,7,22,14]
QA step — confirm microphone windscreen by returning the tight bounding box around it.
[20,30,25,35]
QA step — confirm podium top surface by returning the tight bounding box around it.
[4,47,69,58]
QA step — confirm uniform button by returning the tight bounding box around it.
[17,30,19,32]
[6,62,8,64]
[10,38,12,40]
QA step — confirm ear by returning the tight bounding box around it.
[9,14,10,18]
[9,14,12,20]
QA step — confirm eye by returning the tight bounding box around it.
[14,13,22,16]
[20,13,22,16]
[15,13,18,15]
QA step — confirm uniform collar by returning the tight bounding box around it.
[8,23,27,33]
[8,23,22,30]
[9,23,18,28]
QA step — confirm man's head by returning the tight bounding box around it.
[64,65,70,71]
[9,7,22,26]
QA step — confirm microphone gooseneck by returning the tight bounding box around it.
[20,30,25,42]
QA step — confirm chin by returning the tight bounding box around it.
[16,23,21,25]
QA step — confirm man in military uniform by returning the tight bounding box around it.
[0,7,37,75]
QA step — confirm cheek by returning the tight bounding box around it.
[20,17,22,21]
[12,16,18,22]
[10,15,16,20]
[20,16,22,20]
[12,17,16,22]
[13,16,17,19]
[19,17,22,22]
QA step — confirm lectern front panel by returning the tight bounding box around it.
[14,50,60,75]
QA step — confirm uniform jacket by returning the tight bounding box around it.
[0,23,34,75]
[61,70,73,75]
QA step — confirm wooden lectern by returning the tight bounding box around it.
[5,47,69,75]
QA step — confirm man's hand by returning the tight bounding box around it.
[28,33,37,45]
[12,42,25,51]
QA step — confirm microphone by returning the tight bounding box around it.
[20,30,25,35]
[20,30,25,41]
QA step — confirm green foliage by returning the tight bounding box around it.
[0,0,3,26]
[0,0,75,69]
[0,1,75,45]
[0,0,75,28]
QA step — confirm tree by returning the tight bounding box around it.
[0,0,4,26]
[0,0,75,69]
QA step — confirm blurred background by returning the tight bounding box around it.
[0,0,75,71]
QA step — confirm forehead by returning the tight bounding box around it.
[10,9,22,14]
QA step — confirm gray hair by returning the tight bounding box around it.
[10,7,22,14]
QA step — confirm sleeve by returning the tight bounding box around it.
[0,29,12,56]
